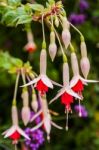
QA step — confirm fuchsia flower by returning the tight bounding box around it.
[3,106,30,144]
[22,49,61,94]
[30,94,62,141]
[24,42,37,53]
[50,62,81,111]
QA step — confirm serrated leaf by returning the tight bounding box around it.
[29,4,44,11]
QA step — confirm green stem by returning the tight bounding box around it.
[12,72,20,105]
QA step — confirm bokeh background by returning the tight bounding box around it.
[0,0,99,149]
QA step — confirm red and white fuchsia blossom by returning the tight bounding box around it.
[3,105,30,144]
[30,94,62,141]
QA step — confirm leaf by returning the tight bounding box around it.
[8,0,21,6]
[29,3,44,11]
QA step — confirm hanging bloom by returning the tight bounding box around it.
[31,94,63,141]
[61,17,71,49]
[21,89,30,126]
[31,89,38,112]
[50,62,81,111]
[21,49,61,94]
[3,106,30,144]
[70,52,98,97]
[80,40,90,78]
[24,41,37,53]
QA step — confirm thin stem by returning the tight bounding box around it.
[21,68,26,85]
[26,75,34,90]
[69,22,84,39]
[13,72,20,104]
[42,14,46,42]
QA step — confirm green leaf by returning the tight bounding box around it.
[8,0,21,6]
[29,3,44,11]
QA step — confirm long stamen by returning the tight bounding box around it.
[78,99,82,117]
[15,144,17,150]
[65,109,69,131]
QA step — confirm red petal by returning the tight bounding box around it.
[9,131,21,140]
[36,79,48,94]
[72,80,84,92]
[27,46,36,52]
[61,92,73,107]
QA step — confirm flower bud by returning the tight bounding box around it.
[63,62,69,86]
[71,53,79,75]
[12,106,18,125]
[61,16,70,29]
[62,29,71,49]
[80,57,90,79]
[31,91,38,112]
[40,49,47,75]
[21,107,30,126]
[49,43,57,61]
[55,16,59,27]
[80,41,87,57]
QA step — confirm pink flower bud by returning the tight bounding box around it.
[71,53,79,75]
[62,29,71,49]
[49,43,57,61]
[50,31,55,44]
[80,57,90,79]
[31,91,38,112]
[63,62,69,86]
[21,107,30,126]
[80,41,87,57]
[21,90,29,107]
[40,49,47,75]
[12,106,18,125]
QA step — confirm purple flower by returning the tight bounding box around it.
[79,0,89,12]
[69,13,86,25]
[74,105,88,117]
[25,127,45,150]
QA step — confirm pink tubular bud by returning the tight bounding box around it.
[40,49,47,75]
[71,53,79,75]
[62,29,71,49]
[21,107,30,126]
[80,41,87,57]
[50,31,55,43]
[49,43,57,61]
[21,90,29,107]
[61,16,70,29]
[12,106,18,125]
[31,91,38,112]
[80,57,90,79]
[63,62,69,87]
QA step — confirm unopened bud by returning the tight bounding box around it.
[80,57,90,79]
[62,29,71,49]
[71,53,79,75]
[21,106,30,126]
[49,43,57,61]
[31,91,38,112]
[80,41,87,57]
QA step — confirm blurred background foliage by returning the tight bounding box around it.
[0,0,99,150]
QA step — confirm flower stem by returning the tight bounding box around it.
[13,72,20,105]
[42,14,46,45]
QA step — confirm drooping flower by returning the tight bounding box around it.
[70,52,98,97]
[3,105,30,144]
[21,49,61,94]
[74,104,88,117]
[31,94,63,141]
[31,89,38,112]
[25,127,44,150]
[21,88,30,126]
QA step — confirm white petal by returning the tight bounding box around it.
[17,127,30,140]
[49,88,66,104]
[31,121,44,131]
[51,80,63,87]
[80,76,99,83]
[66,88,81,99]
[4,126,16,138]
[70,75,79,88]
[51,121,63,129]
[41,75,53,88]
[21,76,40,87]
[30,109,42,122]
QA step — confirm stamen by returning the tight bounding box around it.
[78,99,82,117]
[47,134,50,142]
[65,108,69,131]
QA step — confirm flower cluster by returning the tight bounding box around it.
[2,0,98,148]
